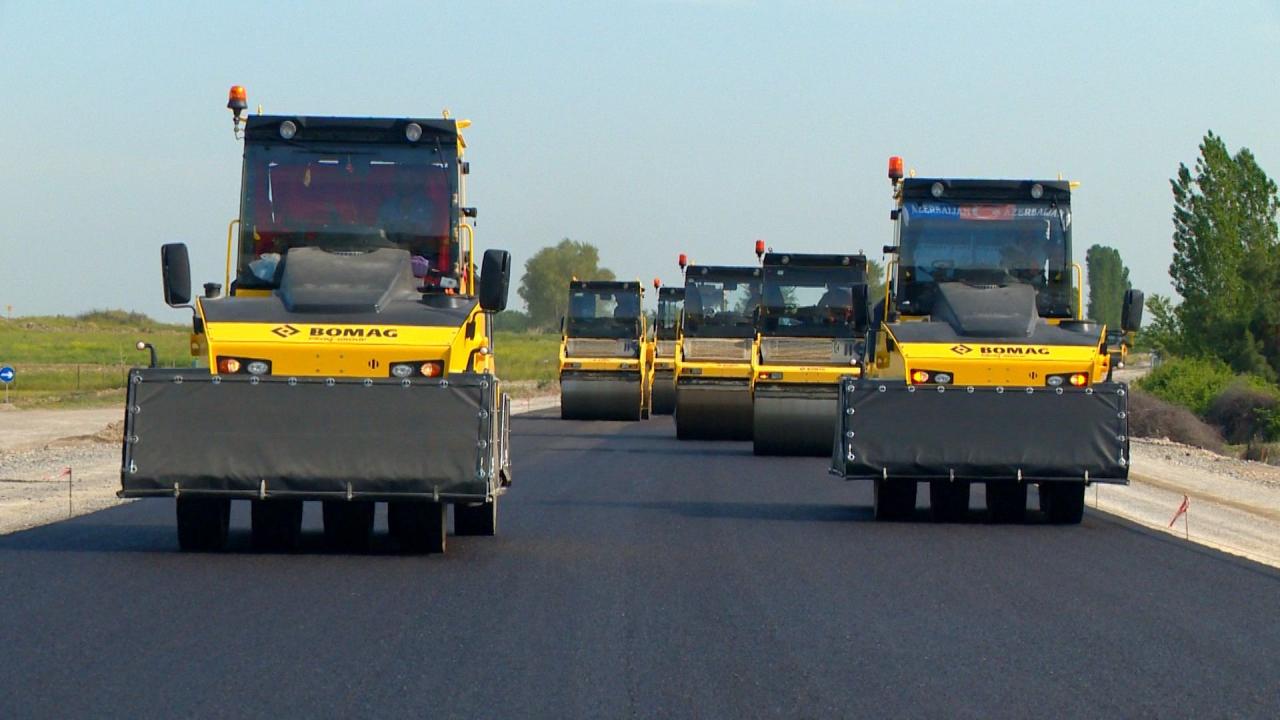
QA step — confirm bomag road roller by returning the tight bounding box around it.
[674,264,762,440]
[120,87,514,554]
[650,280,684,415]
[831,156,1143,524]
[753,252,870,456]
[559,280,652,420]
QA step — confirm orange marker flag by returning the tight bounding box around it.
[1168,495,1190,528]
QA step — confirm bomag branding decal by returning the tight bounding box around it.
[308,326,399,341]
[979,346,1050,356]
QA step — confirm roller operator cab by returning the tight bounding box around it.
[753,253,870,456]
[674,265,762,440]
[832,158,1144,524]
[650,283,685,415]
[559,280,651,420]
[121,88,514,554]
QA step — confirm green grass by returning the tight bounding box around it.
[0,313,560,407]
[494,332,560,388]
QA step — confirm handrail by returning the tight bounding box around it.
[224,218,240,292]
[1072,262,1084,320]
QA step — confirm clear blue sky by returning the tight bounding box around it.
[2,1,1277,319]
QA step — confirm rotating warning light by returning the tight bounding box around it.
[678,253,688,269]
[755,239,766,258]
[227,85,247,112]
[653,278,661,290]
[888,156,904,181]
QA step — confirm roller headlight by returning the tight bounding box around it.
[246,361,270,376]
[405,122,423,142]
[391,363,415,378]
[279,120,298,140]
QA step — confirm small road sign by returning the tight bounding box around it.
[0,366,14,384]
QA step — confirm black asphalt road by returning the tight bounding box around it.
[1,411,1278,718]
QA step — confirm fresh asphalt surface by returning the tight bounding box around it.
[1,411,1278,718]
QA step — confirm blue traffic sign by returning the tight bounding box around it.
[0,366,13,384]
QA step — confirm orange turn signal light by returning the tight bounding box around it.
[217,357,242,374]
[910,370,930,384]
[420,361,443,378]
[1069,373,1088,387]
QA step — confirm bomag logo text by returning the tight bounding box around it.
[308,327,399,339]
[979,346,1050,356]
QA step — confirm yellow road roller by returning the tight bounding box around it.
[753,252,870,456]
[559,280,651,420]
[675,264,762,440]
[650,280,684,415]
[831,156,1143,524]
[120,87,513,554]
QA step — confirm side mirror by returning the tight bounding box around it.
[161,243,192,307]
[478,249,511,313]
[1121,288,1144,332]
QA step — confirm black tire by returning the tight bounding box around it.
[986,483,1028,524]
[250,499,304,551]
[873,478,917,521]
[1041,482,1085,525]
[176,497,230,552]
[929,480,971,523]
[454,499,498,537]
[322,500,375,551]
[388,501,447,554]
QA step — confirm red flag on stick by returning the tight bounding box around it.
[1168,495,1190,528]
[44,466,72,480]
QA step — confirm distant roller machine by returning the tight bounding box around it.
[559,280,651,420]
[752,250,870,456]
[674,260,762,440]
[650,279,684,415]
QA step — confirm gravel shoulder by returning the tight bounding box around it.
[0,396,558,536]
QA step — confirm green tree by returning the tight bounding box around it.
[1085,245,1130,328]
[1139,293,1183,355]
[1169,131,1280,379]
[517,239,614,330]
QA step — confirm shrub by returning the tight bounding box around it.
[1137,356,1239,416]
[1205,382,1280,443]
[1127,388,1225,453]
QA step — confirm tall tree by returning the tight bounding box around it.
[1085,245,1130,328]
[1169,131,1280,378]
[517,239,615,329]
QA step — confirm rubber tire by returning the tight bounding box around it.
[929,480,971,523]
[176,497,230,552]
[873,478,916,521]
[388,501,447,554]
[986,483,1028,524]
[250,499,304,551]
[1041,482,1085,525]
[454,499,498,536]
[322,500,375,551]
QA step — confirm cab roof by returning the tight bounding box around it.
[244,115,458,145]
[902,178,1072,203]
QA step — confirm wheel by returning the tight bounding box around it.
[322,500,375,551]
[250,499,304,551]
[873,478,916,521]
[176,497,230,552]
[388,501,447,554]
[986,483,1028,524]
[454,498,498,536]
[1041,482,1085,525]
[929,480,971,522]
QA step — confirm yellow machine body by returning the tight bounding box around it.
[559,280,651,420]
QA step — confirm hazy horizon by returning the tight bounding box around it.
[2,1,1278,320]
